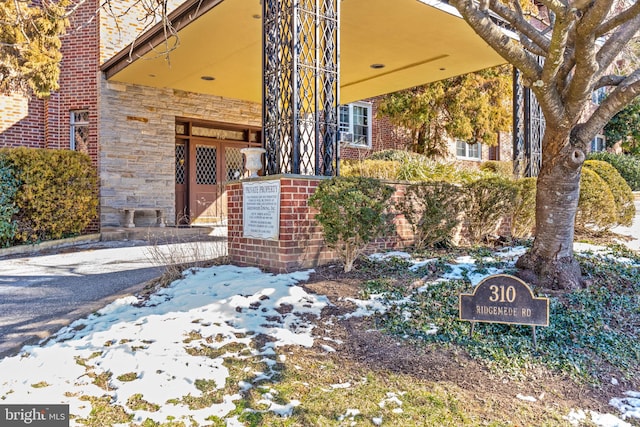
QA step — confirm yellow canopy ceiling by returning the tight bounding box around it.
[103,0,505,104]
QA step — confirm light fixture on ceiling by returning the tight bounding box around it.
[439,67,446,71]
[253,14,261,19]
[148,74,156,78]
[370,63,385,69]
[201,76,215,81]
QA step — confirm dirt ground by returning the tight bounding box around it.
[297,264,639,425]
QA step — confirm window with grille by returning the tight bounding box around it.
[590,135,606,152]
[70,110,89,152]
[339,102,372,148]
[456,141,482,160]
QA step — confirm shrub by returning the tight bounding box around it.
[461,177,518,244]
[576,168,617,232]
[397,158,486,183]
[396,181,462,250]
[308,176,395,272]
[369,149,421,163]
[0,156,19,247]
[587,151,640,191]
[511,177,537,239]
[341,159,400,180]
[480,160,513,177]
[1,147,98,244]
[583,160,635,227]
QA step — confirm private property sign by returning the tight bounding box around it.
[459,274,549,327]
[242,180,281,240]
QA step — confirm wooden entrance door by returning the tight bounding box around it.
[174,119,262,226]
[189,140,223,225]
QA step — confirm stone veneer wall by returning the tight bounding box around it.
[99,77,261,227]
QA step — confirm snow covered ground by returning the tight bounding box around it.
[0,244,638,426]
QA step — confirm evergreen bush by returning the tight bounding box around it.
[308,176,395,272]
[396,181,462,250]
[1,147,98,244]
[461,177,518,244]
[587,151,640,191]
[576,168,617,232]
[583,160,635,227]
[369,149,422,163]
[479,160,513,177]
[511,177,537,239]
[341,159,400,180]
[0,156,19,247]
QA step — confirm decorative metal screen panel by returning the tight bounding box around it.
[196,145,217,185]
[263,0,339,176]
[175,143,186,185]
[512,66,545,178]
[225,147,244,181]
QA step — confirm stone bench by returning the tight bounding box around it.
[121,208,166,228]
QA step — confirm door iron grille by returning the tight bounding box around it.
[175,143,186,185]
[225,146,244,181]
[196,145,217,185]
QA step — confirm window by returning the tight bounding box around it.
[591,134,606,152]
[70,110,89,152]
[592,87,607,105]
[339,102,372,148]
[456,140,482,160]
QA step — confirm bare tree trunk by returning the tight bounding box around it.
[516,131,586,291]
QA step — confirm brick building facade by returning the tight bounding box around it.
[0,0,514,231]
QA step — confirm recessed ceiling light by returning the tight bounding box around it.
[370,63,385,69]
[201,76,215,81]
[253,14,261,19]
[439,67,446,71]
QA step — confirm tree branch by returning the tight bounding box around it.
[594,74,626,88]
[538,0,570,15]
[596,1,640,37]
[577,0,614,37]
[596,14,640,76]
[449,0,541,79]
[541,9,575,87]
[576,69,640,144]
[488,0,551,52]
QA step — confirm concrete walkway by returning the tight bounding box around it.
[0,231,227,358]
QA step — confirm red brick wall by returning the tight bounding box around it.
[0,95,46,148]
[228,176,514,273]
[54,0,100,163]
[227,176,416,273]
[341,99,412,161]
[0,0,99,160]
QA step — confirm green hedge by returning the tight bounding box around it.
[461,177,518,244]
[341,160,400,180]
[0,157,19,247]
[0,147,98,244]
[576,168,617,232]
[396,181,462,250]
[587,152,640,191]
[480,160,513,177]
[583,160,635,227]
[511,177,537,239]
